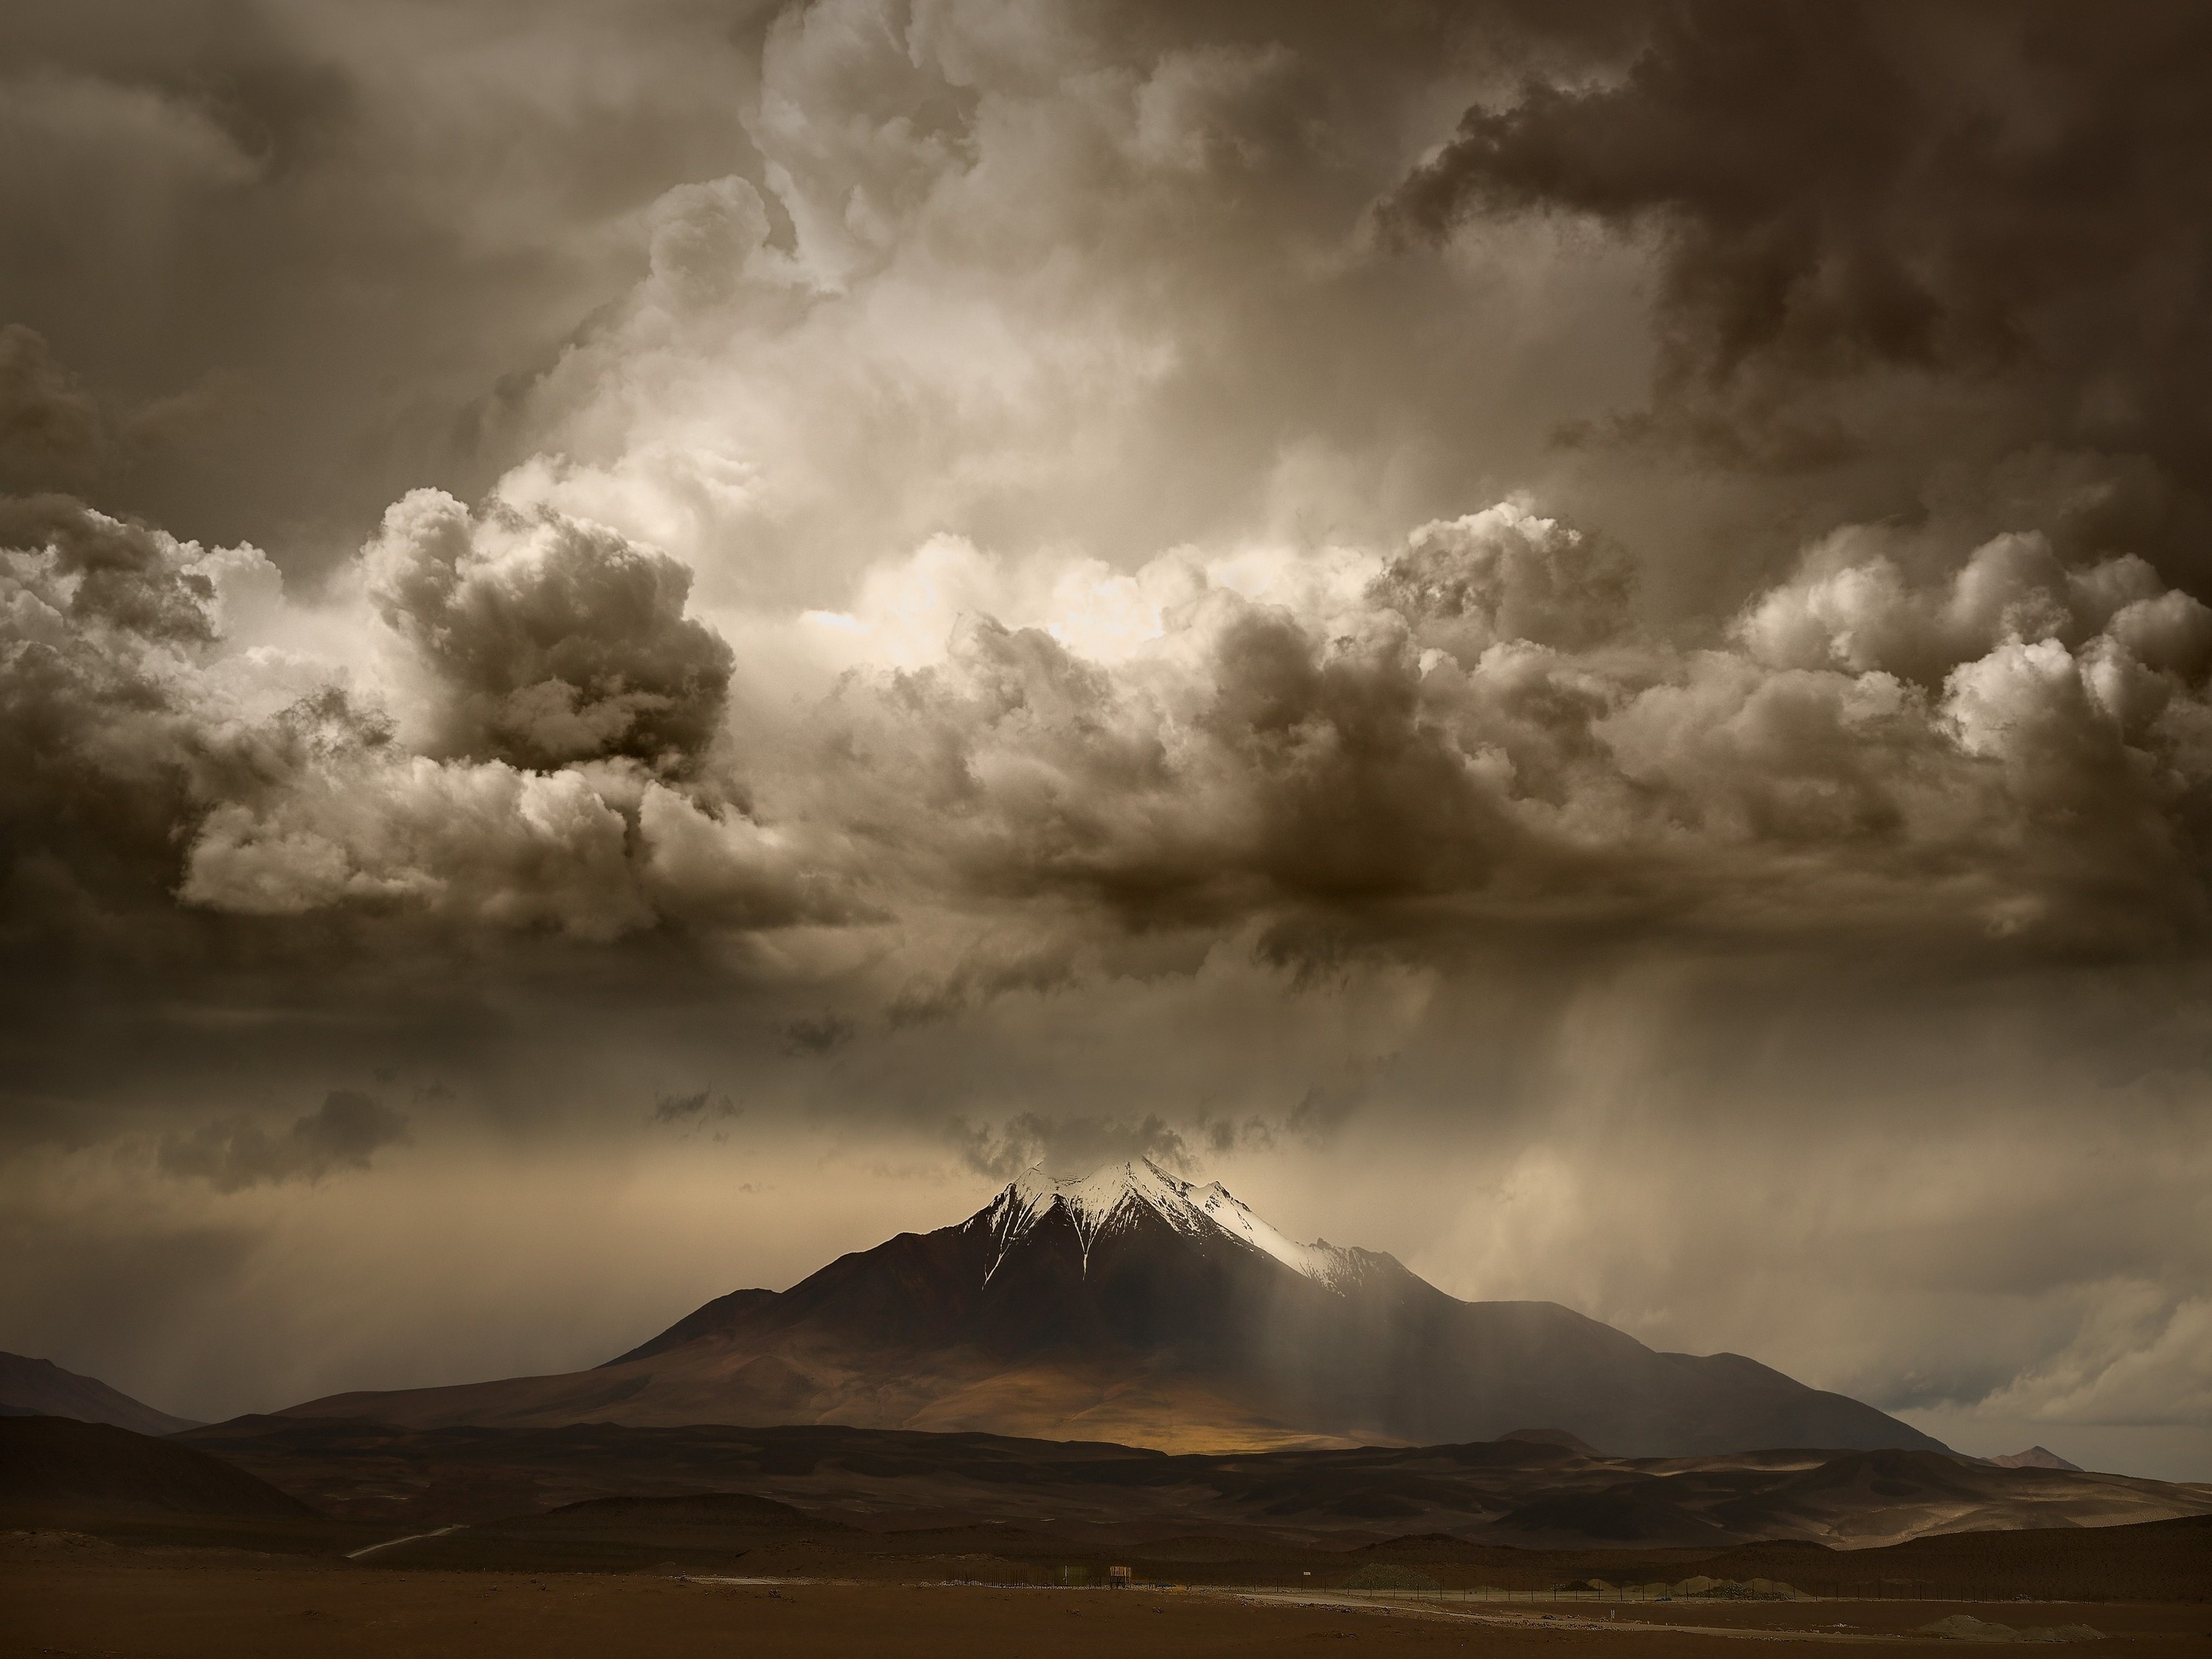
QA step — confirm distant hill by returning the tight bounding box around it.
[1499,1427,1606,1455]
[1992,1446,2084,1472]
[0,1352,198,1436]
[0,1416,319,1525]
[271,1160,1950,1458]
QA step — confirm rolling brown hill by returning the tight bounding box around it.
[268,1161,1949,1458]
[0,1416,320,1526]
[177,1415,2212,1556]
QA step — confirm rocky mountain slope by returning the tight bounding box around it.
[271,1161,1948,1458]
[0,1352,198,1436]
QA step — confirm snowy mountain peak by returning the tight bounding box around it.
[980,1158,1361,1287]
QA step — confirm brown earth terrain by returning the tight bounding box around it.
[5,1415,2208,1607]
[173,1416,2212,1554]
[0,1418,319,1530]
[6,1413,2206,1658]
[344,1509,2212,1603]
[3,1554,2208,1659]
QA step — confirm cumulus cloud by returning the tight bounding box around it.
[757,509,2212,952]
[0,481,837,945]
[184,757,647,936]
[487,0,1644,605]
[645,175,782,310]
[184,757,846,939]
[0,494,290,919]
[1373,503,1630,658]
[363,490,736,773]
[18,445,2212,961]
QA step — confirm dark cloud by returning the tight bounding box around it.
[953,1112,1196,1182]
[649,1089,739,1125]
[1388,1,2212,521]
[7,7,2211,962]
[0,0,759,557]
[0,496,223,921]
[0,327,107,491]
[814,599,1517,927]
[0,492,215,641]
[781,1014,855,1057]
[1287,1079,1366,1145]
[786,509,2212,956]
[0,481,827,950]
[159,1089,408,1191]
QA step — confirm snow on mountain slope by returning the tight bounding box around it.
[980,1158,1363,1287]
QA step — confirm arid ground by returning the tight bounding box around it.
[4,1556,2209,1659]
[6,1418,2206,1656]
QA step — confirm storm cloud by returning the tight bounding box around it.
[1390,3,2212,495]
[1,0,2208,1477]
[160,1090,409,1192]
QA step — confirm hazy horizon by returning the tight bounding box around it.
[3,0,2208,1483]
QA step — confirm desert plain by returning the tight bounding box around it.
[6,1410,2211,1658]
[5,1545,2211,1659]
[7,1495,2210,1659]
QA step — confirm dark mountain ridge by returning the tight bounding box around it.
[598,1161,1938,1456]
[272,1160,1948,1458]
[0,1351,199,1436]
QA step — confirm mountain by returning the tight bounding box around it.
[0,1352,199,1436]
[1992,1446,2084,1472]
[268,1159,1948,1458]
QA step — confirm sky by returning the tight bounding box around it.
[2,0,2209,1480]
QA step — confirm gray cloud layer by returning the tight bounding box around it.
[2,0,2208,1473]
